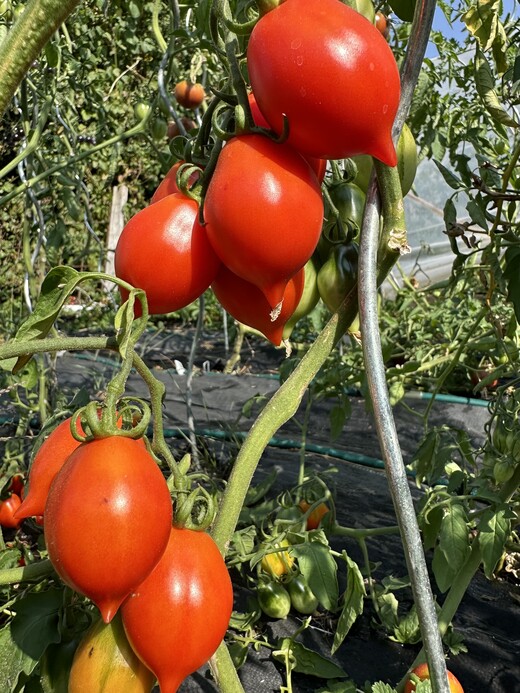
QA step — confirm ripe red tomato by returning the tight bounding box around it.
[0,494,22,528]
[204,134,323,309]
[14,416,84,520]
[151,161,201,204]
[44,436,173,624]
[404,663,464,693]
[7,473,24,497]
[174,80,206,109]
[121,527,233,693]
[115,193,221,315]
[212,265,305,346]
[247,0,400,164]
[248,92,327,183]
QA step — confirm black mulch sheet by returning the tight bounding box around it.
[1,327,518,693]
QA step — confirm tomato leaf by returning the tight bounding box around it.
[474,49,518,127]
[273,639,347,679]
[0,589,63,692]
[291,537,339,611]
[432,545,458,594]
[477,505,511,578]
[7,266,86,373]
[331,553,365,654]
[434,161,463,190]
[371,684,398,693]
[462,3,508,74]
[316,679,357,693]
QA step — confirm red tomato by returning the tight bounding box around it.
[404,663,464,693]
[121,527,233,693]
[0,494,22,528]
[174,80,206,109]
[151,161,201,204]
[14,417,84,520]
[248,93,327,183]
[44,436,173,624]
[375,11,389,38]
[204,134,323,309]
[8,473,24,497]
[166,117,196,140]
[115,193,221,315]
[212,265,305,346]
[247,0,399,164]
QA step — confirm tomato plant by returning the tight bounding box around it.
[375,11,389,39]
[174,80,206,110]
[0,493,22,528]
[286,573,319,614]
[121,527,233,693]
[257,580,291,619]
[68,614,155,693]
[115,193,221,316]
[211,264,305,346]
[247,0,400,164]
[14,416,84,520]
[166,117,196,140]
[404,663,464,693]
[204,133,323,310]
[44,436,173,623]
[7,473,24,497]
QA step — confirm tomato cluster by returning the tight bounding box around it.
[14,419,233,693]
[114,0,406,347]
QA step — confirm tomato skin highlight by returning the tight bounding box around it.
[44,437,173,624]
[212,265,305,346]
[115,193,221,315]
[247,0,400,164]
[204,134,323,309]
[404,663,464,693]
[14,416,84,520]
[121,527,233,693]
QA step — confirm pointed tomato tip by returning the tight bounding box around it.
[261,282,288,310]
[370,137,398,167]
[98,601,123,624]
[13,499,36,520]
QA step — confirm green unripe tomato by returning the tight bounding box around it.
[352,123,418,197]
[257,581,291,619]
[493,459,515,484]
[283,258,321,339]
[134,101,152,123]
[317,243,359,313]
[287,574,319,615]
[150,117,168,141]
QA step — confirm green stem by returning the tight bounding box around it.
[0,335,119,362]
[0,559,55,586]
[209,641,246,693]
[132,353,180,479]
[0,0,82,117]
[296,395,313,494]
[330,523,400,539]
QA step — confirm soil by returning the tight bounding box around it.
[1,326,518,693]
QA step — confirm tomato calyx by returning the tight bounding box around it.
[69,398,151,444]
